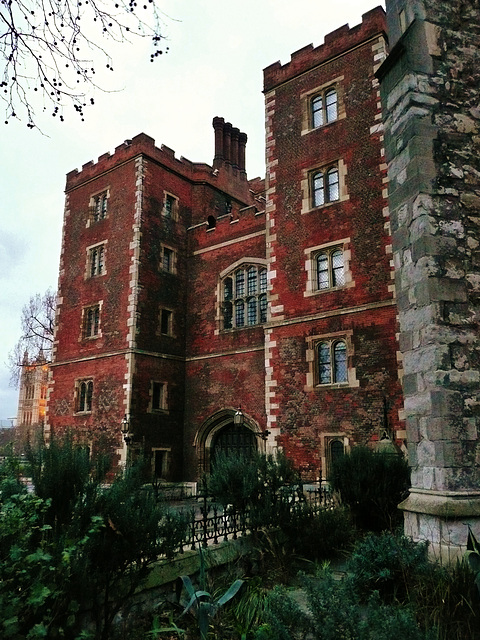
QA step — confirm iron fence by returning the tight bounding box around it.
[164,483,335,555]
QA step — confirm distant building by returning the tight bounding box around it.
[16,352,48,451]
[47,6,405,481]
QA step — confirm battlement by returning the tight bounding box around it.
[65,128,250,200]
[263,6,386,91]
[65,133,198,189]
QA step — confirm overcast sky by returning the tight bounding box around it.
[0,0,385,422]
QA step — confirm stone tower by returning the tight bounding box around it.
[378,0,480,558]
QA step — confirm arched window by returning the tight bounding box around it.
[317,340,348,385]
[326,438,345,478]
[325,89,338,122]
[316,248,345,290]
[311,87,338,128]
[312,165,340,207]
[222,264,268,329]
[83,304,100,338]
[313,171,325,207]
[312,94,324,128]
[327,167,339,201]
[91,192,108,222]
[77,379,93,412]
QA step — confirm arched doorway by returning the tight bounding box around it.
[211,422,257,463]
[195,409,260,475]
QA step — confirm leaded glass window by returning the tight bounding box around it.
[317,339,348,385]
[316,248,345,290]
[221,265,268,329]
[311,87,338,128]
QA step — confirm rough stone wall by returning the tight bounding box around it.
[379,0,480,554]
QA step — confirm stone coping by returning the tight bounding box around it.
[400,489,480,518]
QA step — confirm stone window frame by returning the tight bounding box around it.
[81,301,102,340]
[85,240,107,278]
[301,75,346,136]
[159,244,177,274]
[304,237,354,297]
[320,433,350,481]
[87,187,110,226]
[301,159,349,214]
[152,447,171,478]
[305,330,359,389]
[149,380,168,413]
[163,191,179,220]
[158,307,174,337]
[75,378,94,414]
[216,258,268,332]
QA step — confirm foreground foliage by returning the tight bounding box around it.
[255,570,434,640]
[329,446,410,531]
[0,438,187,640]
[251,530,480,640]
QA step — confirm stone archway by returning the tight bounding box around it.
[195,409,260,475]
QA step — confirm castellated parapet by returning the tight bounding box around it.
[263,6,386,92]
[66,131,253,209]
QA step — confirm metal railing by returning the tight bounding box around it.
[166,483,335,555]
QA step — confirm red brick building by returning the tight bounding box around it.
[47,6,405,481]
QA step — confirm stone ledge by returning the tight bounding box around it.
[144,537,253,590]
[399,488,480,518]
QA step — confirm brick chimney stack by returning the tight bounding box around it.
[212,117,247,173]
[213,116,225,167]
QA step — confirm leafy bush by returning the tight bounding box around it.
[280,504,354,560]
[0,440,187,640]
[208,452,260,510]
[254,568,432,640]
[230,576,269,638]
[346,530,429,602]
[329,446,410,531]
[411,558,480,640]
[346,531,480,639]
[208,451,298,516]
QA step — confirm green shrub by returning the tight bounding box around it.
[280,503,354,560]
[412,559,480,640]
[208,452,260,510]
[329,446,410,531]
[346,530,429,603]
[230,576,269,638]
[208,451,299,516]
[254,568,432,640]
[0,438,187,640]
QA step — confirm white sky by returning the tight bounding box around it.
[0,0,385,422]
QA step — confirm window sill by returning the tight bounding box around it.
[221,323,265,333]
[304,285,347,298]
[301,118,340,136]
[315,382,349,389]
[75,410,92,416]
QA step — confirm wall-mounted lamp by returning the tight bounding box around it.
[121,414,133,445]
[233,407,244,426]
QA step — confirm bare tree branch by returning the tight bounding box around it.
[0,0,168,126]
[7,288,56,386]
